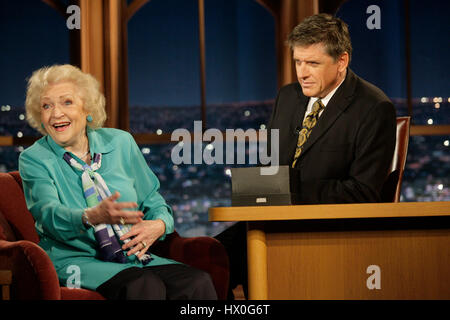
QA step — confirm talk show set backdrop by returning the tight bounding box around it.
[0,0,449,238]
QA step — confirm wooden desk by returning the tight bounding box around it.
[209,202,450,300]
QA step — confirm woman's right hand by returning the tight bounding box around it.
[84,191,144,225]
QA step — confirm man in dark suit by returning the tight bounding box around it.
[272,16,396,202]
[215,13,396,299]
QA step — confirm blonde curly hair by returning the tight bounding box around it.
[25,64,107,135]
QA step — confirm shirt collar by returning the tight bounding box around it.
[86,127,114,154]
[312,74,346,107]
[46,134,67,159]
[46,127,114,159]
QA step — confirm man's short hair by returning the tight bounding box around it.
[287,13,352,63]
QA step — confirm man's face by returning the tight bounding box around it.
[293,43,348,98]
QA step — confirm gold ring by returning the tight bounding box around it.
[119,217,125,225]
[141,241,147,248]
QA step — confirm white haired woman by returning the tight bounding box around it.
[19,64,217,300]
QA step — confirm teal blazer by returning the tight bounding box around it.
[19,128,178,290]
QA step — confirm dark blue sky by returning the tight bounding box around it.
[0,0,448,108]
[128,0,277,106]
[338,0,450,99]
[0,0,70,107]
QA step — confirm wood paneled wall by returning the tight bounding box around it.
[79,0,130,131]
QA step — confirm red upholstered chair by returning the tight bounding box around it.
[380,116,411,202]
[0,171,229,300]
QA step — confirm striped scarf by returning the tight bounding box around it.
[63,152,152,265]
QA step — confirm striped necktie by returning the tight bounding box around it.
[292,99,325,168]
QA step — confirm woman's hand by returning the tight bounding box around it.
[119,219,166,259]
[85,191,144,225]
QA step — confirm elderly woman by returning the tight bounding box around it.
[19,64,217,300]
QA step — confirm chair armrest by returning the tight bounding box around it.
[0,270,12,300]
[0,240,61,299]
[152,232,230,300]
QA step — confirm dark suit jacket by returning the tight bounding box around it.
[268,69,397,204]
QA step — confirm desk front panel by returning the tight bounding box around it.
[261,219,450,299]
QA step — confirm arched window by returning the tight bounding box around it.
[337,0,449,201]
[127,0,277,236]
[204,0,277,131]
[0,0,71,171]
[128,0,201,135]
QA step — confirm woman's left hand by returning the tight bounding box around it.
[120,219,166,259]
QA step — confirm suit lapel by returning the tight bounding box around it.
[298,69,358,158]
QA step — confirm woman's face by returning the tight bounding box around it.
[40,81,89,151]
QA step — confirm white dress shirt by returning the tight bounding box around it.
[303,77,346,122]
